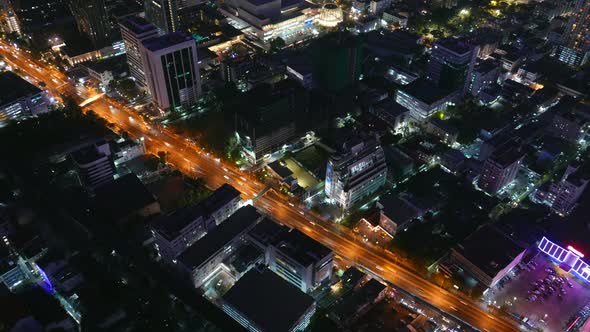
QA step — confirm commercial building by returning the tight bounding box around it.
[222,266,316,332]
[477,144,523,195]
[267,225,333,292]
[69,0,112,48]
[450,225,526,288]
[328,278,388,327]
[220,0,317,45]
[325,136,387,209]
[119,16,160,88]
[535,165,589,215]
[546,96,590,143]
[177,205,262,288]
[468,59,500,96]
[140,32,202,114]
[395,79,456,121]
[247,219,334,292]
[71,141,115,190]
[538,237,590,283]
[145,0,202,33]
[0,71,49,126]
[93,173,161,225]
[557,0,590,66]
[311,33,363,93]
[235,82,305,165]
[152,184,242,262]
[427,37,479,95]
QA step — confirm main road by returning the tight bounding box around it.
[0,40,522,332]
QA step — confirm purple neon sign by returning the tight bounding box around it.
[538,237,590,282]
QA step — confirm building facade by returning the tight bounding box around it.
[478,146,523,195]
[71,141,115,190]
[0,72,49,126]
[427,37,479,95]
[325,137,387,209]
[119,16,159,88]
[140,32,202,113]
[69,0,112,48]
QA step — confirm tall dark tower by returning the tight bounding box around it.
[69,0,112,48]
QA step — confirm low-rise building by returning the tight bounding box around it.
[71,141,115,190]
[425,118,458,145]
[395,79,456,121]
[0,71,49,126]
[329,278,388,327]
[222,266,316,332]
[177,205,262,288]
[152,184,242,262]
[469,59,500,96]
[382,9,408,28]
[450,225,526,288]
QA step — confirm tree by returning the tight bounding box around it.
[157,151,168,165]
[269,37,286,53]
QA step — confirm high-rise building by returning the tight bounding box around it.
[9,0,70,33]
[0,71,49,126]
[325,136,387,209]
[477,144,523,195]
[119,16,159,88]
[537,165,589,215]
[311,32,363,93]
[427,37,479,95]
[144,0,202,33]
[140,31,202,113]
[558,0,590,66]
[69,0,112,48]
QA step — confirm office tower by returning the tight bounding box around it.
[477,145,523,195]
[9,0,70,32]
[119,16,159,88]
[427,37,479,95]
[140,31,202,113]
[311,32,363,93]
[558,0,590,66]
[71,141,115,190]
[69,0,112,48]
[144,0,201,32]
[325,136,387,209]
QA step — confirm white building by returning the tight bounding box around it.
[119,16,159,87]
[325,136,387,209]
[71,141,115,190]
[140,31,202,113]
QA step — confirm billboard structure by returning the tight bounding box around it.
[538,237,590,283]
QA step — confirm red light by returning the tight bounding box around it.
[568,245,584,258]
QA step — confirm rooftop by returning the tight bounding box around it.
[331,278,386,320]
[454,225,526,278]
[272,228,332,267]
[93,174,157,221]
[119,16,157,35]
[435,37,472,55]
[399,78,453,105]
[223,267,315,332]
[0,71,42,106]
[267,160,293,179]
[142,32,195,52]
[178,205,260,269]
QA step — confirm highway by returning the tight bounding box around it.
[0,40,522,332]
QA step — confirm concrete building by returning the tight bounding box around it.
[427,37,479,95]
[368,0,391,15]
[395,79,456,121]
[71,141,115,190]
[0,71,49,126]
[478,144,523,195]
[152,184,242,262]
[469,59,500,96]
[267,228,333,292]
[177,205,262,288]
[536,165,589,215]
[425,118,459,145]
[140,32,202,114]
[69,0,112,48]
[220,0,316,45]
[557,0,590,66]
[325,136,387,209]
[546,97,590,143]
[119,16,159,88]
[450,225,526,288]
[222,266,316,332]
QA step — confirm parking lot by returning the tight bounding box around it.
[488,253,590,332]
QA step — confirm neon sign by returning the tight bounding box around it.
[568,245,584,258]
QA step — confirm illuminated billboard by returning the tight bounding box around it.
[538,237,590,282]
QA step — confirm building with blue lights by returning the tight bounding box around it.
[538,237,590,283]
